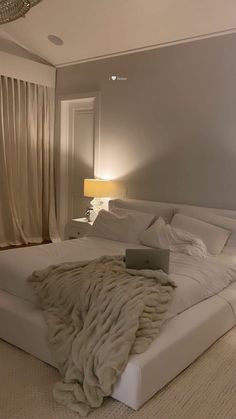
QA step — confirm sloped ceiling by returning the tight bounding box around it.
[1,0,236,67]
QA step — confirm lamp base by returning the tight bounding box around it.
[89,197,109,221]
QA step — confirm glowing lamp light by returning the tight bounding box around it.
[84,179,124,220]
[84,179,123,198]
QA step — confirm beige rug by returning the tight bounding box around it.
[1,329,236,419]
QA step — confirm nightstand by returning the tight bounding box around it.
[65,218,93,240]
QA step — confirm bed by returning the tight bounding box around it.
[1,198,236,411]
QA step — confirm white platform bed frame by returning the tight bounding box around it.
[1,198,236,410]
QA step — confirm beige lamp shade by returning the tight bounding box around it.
[84,179,123,198]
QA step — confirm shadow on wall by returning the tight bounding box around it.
[119,138,236,210]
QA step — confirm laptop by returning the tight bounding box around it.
[125,248,170,274]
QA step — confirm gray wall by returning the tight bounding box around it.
[56,33,236,210]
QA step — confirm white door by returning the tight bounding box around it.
[59,95,99,238]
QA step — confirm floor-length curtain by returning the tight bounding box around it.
[0,75,58,247]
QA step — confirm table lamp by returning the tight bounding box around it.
[84,179,123,221]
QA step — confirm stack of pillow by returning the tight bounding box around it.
[88,207,156,244]
[88,204,236,256]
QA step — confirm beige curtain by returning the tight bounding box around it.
[0,75,58,247]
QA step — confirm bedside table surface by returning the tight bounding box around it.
[72,217,93,225]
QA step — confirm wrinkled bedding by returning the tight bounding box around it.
[167,252,236,318]
[0,237,236,319]
[140,216,208,258]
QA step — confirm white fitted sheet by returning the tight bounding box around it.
[0,237,146,303]
[0,286,235,410]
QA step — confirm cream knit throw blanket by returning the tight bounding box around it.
[28,255,176,417]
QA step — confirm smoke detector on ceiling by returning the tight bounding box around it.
[48,34,64,46]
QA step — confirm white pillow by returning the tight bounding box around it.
[88,209,155,243]
[139,217,166,248]
[179,207,236,247]
[171,213,231,255]
[140,217,207,258]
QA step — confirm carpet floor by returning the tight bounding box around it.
[1,329,236,419]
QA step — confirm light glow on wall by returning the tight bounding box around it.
[95,134,172,181]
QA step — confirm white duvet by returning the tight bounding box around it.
[0,237,236,319]
[167,252,236,317]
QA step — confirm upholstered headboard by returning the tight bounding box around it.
[109,199,236,221]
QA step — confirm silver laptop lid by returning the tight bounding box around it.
[125,248,170,274]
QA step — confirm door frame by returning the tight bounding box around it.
[57,91,100,238]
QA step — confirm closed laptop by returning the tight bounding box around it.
[125,248,170,273]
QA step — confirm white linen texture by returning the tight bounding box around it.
[167,251,236,318]
[1,236,235,316]
[171,213,230,255]
[140,217,207,258]
[88,209,155,243]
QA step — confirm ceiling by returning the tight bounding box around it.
[1,0,236,67]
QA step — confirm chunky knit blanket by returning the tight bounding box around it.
[28,255,175,416]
